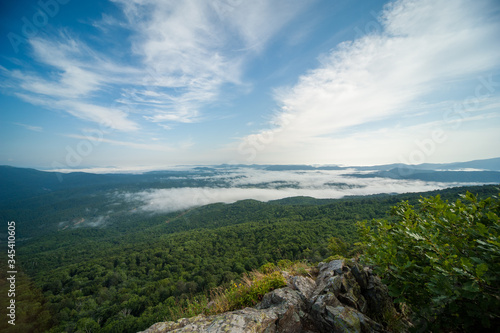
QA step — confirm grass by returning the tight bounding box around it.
[162,260,314,322]
[206,270,287,314]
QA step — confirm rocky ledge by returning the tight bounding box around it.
[139,259,403,333]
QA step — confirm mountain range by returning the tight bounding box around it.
[0,158,499,332]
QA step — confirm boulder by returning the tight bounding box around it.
[139,287,314,333]
[139,260,403,333]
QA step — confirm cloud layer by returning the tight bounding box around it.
[123,168,475,213]
[237,0,500,165]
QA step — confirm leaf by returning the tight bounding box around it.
[475,263,488,278]
[406,231,425,241]
[431,295,449,304]
[462,281,480,293]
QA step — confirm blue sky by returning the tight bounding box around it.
[1,0,499,170]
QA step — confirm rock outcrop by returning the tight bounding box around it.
[139,259,401,333]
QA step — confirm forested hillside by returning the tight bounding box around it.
[0,184,497,332]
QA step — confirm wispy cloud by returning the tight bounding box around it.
[64,134,174,152]
[14,122,43,132]
[5,33,141,131]
[59,215,109,229]
[237,0,500,165]
[111,0,310,124]
[14,93,139,131]
[3,1,309,131]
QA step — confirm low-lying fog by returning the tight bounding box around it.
[120,168,477,213]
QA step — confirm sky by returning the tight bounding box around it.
[1,0,499,170]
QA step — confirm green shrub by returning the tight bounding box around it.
[229,271,287,308]
[358,192,500,331]
[259,262,277,274]
[207,270,287,315]
[277,259,293,269]
[324,254,346,262]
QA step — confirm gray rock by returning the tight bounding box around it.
[138,309,279,333]
[318,260,345,278]
[139,260,403,333]
[350,262,369,290]
[287,275,316,300]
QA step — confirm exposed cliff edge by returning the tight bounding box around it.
[139,259,406,333]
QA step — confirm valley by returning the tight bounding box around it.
[0,161,498,332]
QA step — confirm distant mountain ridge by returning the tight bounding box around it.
[347,168,500,183]
[259,157,500,172]
[1,157,499,204]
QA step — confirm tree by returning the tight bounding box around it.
[327,236,349,257]
[76,317,100,333]
[358,192,500,331]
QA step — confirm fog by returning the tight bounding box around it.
[58,215,109,229]
[122,168,473,213]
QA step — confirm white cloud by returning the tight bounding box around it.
[14,122,43,132]
[4,1,309,132]
[14,93,139,131]
[236,0,500,165]
[123,167,473,213]
[61,215,109,229]
[110,0,309,124]
[5,34,141,132]
[47,165,189,174]
[64,134,174,152]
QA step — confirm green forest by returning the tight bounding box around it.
[0,184,498,332]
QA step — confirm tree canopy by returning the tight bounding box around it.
[358,191,500,331]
